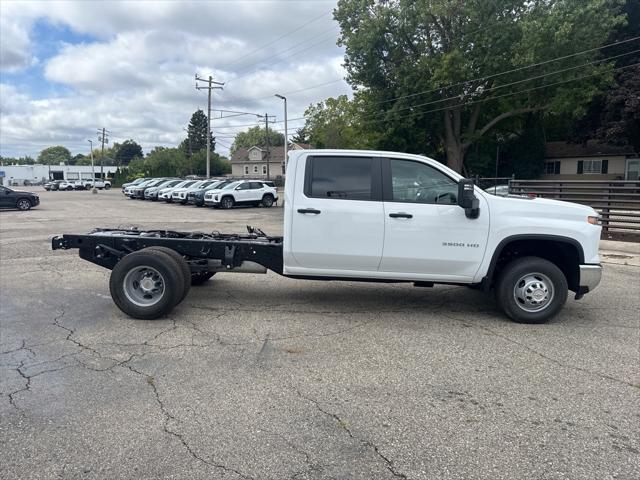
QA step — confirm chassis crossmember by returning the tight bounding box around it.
[52,227,284,274]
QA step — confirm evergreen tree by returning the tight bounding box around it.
[186,109,215,153]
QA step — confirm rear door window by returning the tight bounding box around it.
[306,156,376,200]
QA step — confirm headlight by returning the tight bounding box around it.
[588,216,601,225]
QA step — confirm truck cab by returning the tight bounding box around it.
[282,150,602,322]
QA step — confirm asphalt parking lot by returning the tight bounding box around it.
[1,189,639,480]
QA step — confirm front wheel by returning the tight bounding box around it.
[16,198,32,211]
[105,184,111,190]
[495,256,568,324]
[261,194,274,208]
[220,196,234,209]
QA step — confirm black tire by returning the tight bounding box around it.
[16,198,32,211]
[109,250,185,320]
[220,196,234,209]
[143,247,191,303]
[495,256,568,324]
[261,194,274,208]
[191,272,215,285]
[105,184,111,190]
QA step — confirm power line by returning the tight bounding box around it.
[369,35,640,107]
[355,62,639,128]
[218,77,346,106]
[262,44,640,127]
[366,49,640,120]
[229,31,339,84]
[218,11,331,71]
[259,61,638,135]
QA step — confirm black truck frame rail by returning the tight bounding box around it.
[52,227,284,274]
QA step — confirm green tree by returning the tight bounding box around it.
[0,155,35,165]
[503,114,547,179]
[37,146,71,165]
[304,95,378,149]
[186,109,215,153]
[569,0,640,153]
[334,0,625,172]
[231,126,284,153]
[115,139,143,166]
[291,127,310,144]
[191,150,231,176]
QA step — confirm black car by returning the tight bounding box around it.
[0,186,40,211]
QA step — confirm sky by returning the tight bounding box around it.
[0,0,351,158]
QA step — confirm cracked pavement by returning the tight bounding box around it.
[1,190,639,479]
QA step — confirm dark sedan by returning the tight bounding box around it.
[0,186,40,211]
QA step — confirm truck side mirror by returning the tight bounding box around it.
[457,179,480,219]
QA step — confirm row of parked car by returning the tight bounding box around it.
[44,179,112,191]
[121,177,279,209]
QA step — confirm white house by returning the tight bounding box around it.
[0,164,117,186]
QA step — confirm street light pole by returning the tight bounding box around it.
[275,94,288,176]
[88,139,97,194]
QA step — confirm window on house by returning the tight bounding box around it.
[578,159,608,174]
[244,166,249,175]
[262,165,267,175]
[544,161,561,175]
[253,165,258,174]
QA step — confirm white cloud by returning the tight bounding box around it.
[0,0,350,158]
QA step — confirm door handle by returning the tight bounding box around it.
[389,212,413,219]
[297,208,321,215]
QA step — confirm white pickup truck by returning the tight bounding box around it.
[52,149,602,324]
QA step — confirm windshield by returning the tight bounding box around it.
[222,182,239,190]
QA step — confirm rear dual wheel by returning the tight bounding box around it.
[109,247,191,320]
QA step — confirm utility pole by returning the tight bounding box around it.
[97,128,109,180]
[275,94,288,176]
[88,139,97,194]
[195,74,224,178]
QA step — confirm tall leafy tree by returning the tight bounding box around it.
[231,126,284,153]
[37,146,71,165]
[569,0,640,153]
[115,139,143,165]
[186,109,215,153]
[304,95,378,149]
[334,0,625,172]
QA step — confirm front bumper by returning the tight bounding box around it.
[577,264,602,296]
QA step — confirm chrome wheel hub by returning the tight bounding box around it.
[123,266,165,307]
[513,273,554,313]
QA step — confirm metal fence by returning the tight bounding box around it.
[508,180,640,233]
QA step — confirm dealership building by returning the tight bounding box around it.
[0,164,117,186]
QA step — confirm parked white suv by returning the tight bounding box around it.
[204,180,278,208]
[83,180,111,190]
